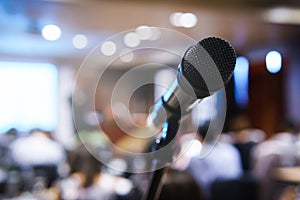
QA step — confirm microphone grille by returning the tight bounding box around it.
[181,37,236,97]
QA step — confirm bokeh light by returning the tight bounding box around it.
[266,50,282,74]
[72,34,88,49]
[123,32,141,47]
[42,24,62,41]
[101,41,117,56]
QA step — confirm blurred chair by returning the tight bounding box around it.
[0,168,7,195]
[211,175,259,200]
[232,128,266,173]
[8,130,66,193]
[32,164,58,188]
[158,169,205,200]
[234,141,257,172]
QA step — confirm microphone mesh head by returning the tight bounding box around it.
[181,37,236,97]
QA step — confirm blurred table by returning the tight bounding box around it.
[273,166,300,184]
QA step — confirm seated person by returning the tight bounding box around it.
[58,144,116,200]
[187,121,243,199]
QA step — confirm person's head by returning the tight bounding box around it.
[277,119,298,134]
[29,128,53,139]
[229,115,251,132]
[69,144,102,188]
[197,121,210,139]
[158,169,205,200]
[197,120,220,143]
[6,128,18,136]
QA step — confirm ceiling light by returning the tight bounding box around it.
[169,12,183,27]
[135,25,152,40]
[180,13,198,28]
[101,41,117,56]
[72,34,88,49]
[42,24,61,41]
[123,32,141,48]
[263,7,300,25]
[169,12,198,28]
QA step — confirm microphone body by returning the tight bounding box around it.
[147,37,237,131]
[148,68,200,130]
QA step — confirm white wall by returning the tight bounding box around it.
[54,64,76,149]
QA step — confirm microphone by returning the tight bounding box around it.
[147,37,237,131]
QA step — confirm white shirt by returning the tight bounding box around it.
[10,133,65,166]
[252,132,298,167]
[188,142,243,198]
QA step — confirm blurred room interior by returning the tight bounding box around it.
[0,0,300,199]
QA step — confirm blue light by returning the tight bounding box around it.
[233,56,249,108]
[161,122,168,139]
[266,50,282,74]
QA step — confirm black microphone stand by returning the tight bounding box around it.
[144,116,180,200]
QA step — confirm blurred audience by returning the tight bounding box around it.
[253,120,299,168]
[8,129,66,195]
[187,121,243,199]
[0,116,299,200]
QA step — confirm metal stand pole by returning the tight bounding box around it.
[145,117,180,200]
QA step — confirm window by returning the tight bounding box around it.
[0,61,57,133]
